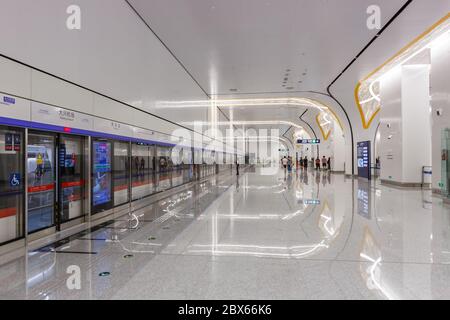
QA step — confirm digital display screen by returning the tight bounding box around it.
[297,139,320,144]
[92,141,112,206]
[357,141,371,180]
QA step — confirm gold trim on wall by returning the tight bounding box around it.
[355,13,450,130]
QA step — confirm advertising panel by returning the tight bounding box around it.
[92,141,112,207]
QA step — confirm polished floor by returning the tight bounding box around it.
[1,167,450,300]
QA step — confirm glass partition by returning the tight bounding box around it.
[59,134,85,222]
[182,147,194,183]
[113,141,130,206]
[27,132,56,233]
[0,126,24,243]
[132,143,154,200]
[171,146,184,187]
[156,145,173,191]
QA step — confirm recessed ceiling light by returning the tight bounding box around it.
[229,89,238,92]
[302,73,307,76]
[286,69,291,72]
[287,87,294,90]
[284,78,288,81]
[298,81,302,83]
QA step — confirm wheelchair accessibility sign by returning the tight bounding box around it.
[9,173,20,187]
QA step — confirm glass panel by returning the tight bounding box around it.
[171,146,184,187]
[156,145,172,191]
[113,141,130,206]
[27,133,55,233]
[0,127,24,243]
[59,135,84,222]
[92,140,112,212]
[182,147,193,183]
[132,143,154,200]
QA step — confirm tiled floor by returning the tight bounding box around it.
[1,167,450,300]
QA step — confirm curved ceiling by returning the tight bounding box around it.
[128,0,407,95]
[1,0,447,146]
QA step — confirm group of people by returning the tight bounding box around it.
[281,156,294,172]
[282,155,332,172]
[313,156,331,171]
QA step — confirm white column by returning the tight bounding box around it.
[379,62,432,186]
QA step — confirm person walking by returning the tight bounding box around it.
[322,156,327,170]
[287,156,292,172]
[327,157,331,171]
[281,156,288,172]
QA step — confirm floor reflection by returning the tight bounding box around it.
[1,167,450,299]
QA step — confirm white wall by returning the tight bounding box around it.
[379,67,403,182]
[0,0,210,133]
[331,123,346,172]
[430,33,450,192]
[401,65,432,183]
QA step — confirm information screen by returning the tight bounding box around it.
[297,139,320,144]
[92,141,112,206]
[357,140,371,180]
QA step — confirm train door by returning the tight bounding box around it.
[27,131,57,235]
[58,134,86,227]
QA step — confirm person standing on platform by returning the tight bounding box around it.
[327,157,331,171]
[281,156,288,172]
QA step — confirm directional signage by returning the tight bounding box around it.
[357,140,371,180]
[297,139,320,144]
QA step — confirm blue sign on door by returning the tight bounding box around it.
[9,173,20,187]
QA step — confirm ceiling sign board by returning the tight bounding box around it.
[297,139,320,144]
[357,141,371,180]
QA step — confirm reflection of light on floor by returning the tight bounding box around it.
[366,257,397,300]
[359,227,396,299]
[188,241,328,258]
[27,255,56,287]
[319,214,335,236]
[217,210,303,220]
